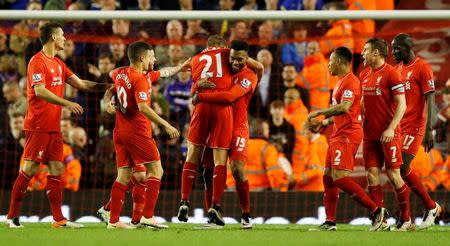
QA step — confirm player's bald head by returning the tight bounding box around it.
[393,33,413,50]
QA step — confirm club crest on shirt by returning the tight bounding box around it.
[32,73,42,82]
[240,78,251,89]
[343,90,353,98]
[406,71,413,80]
[139,91,148,100]
[376,76,382,86]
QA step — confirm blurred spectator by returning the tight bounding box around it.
[151,80,170,120]
[228,118,288,191]
[291,131,327,191]
[434,87,450,153]
[410,146,446,191]
[209,0,236,35]
[155,20,195,67]
[2,80,27,117]
[9,0,42,76]
[60,118,82,191]
[283,88,309,173]
[112,19,131,38]
[70,126,88,161]
[9,112,25,145]
[88,52,116,82]
[185,20,210,52]
[269,100,295,163]
[258,21,273,46]
[240,0,262,10]
[0,55,19,84]
[319,2,353,56]
[249,48,276,118]
[129,0,163,39]
[281,23,308,71]
[443,157,450,190]
[296,41,331,111]
[281,64,310,110]
[345,0,376,71]
[265,0,278,10]
[179,0,193,10]
[0,33,10,56]
[228,21,249,41]
[44,0,65,10]
[164,70,193,129]
[278,0,323,10]
[108,39,127,67]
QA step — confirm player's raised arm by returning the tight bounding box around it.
[103,85,116,115]
[137,102,180,139]
[159,57,192,77]
[66,74,111,92]
[246,58,264,82]
[34,84,83,115]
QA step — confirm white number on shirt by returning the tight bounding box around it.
[235,137,246,148]
[390,146,398,163]
[199,53,223,79]
[117,86,128,113]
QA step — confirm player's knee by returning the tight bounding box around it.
[48,162,64,176]
[116,174,131,185]
[133,172,147,183]
[366,169,380,185]
[146,163,164,179]
[331,170,349,181]
[22,163,39,177]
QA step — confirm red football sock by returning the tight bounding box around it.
[181,162,197,201]
[323,175,339,222]
[104,199,111,211]
[46,175,65,222]
[212,165,227,206]
[236,180,250,214]
[104,176,138,212]
[334,177,377,213]
[8,171,31,219]
[395,183,411,221]
[131,180,146,223]
[368,185,384,207]
[143,177,161,218]
[402,168,435,210]
[203,167,214,212]
[109,181,127,223]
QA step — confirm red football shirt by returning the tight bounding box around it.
[396,58,435,135]
[330,72,363,144]
[360,63,405,141]
[191,47,233,92]
[112,67,153,135]
[24,50,74,132]
[232,66,258,129]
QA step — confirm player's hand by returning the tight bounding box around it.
[163,124,180,139]
[105,100,116,115]
[306,118,323,133]
[67,102,84,115]
[197,78,216,89]
[192,91,199,105]
[380,128,395,143]
[422,131,434,152]
[180,57,192,72]
[308,111,320,120]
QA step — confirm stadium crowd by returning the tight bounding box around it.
[0,0,449,193]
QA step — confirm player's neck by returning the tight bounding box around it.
[371,59,385,70]
[42,44,57,58]
[337,67,351,79]
[130,63,143,73]
[403,53,416,65]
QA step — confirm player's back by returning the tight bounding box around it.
[233,66,258,129]
[112,66,152,134]
[360,63,404,141]
[396,58,435,135]
[191,47,233,92]
[330,72,362,144]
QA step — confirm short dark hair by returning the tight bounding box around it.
[393,33,413,49]
[366,38,389,58]
[230,39,249,51]
[333,46,353,63]
[250,118,268,139]
[207,35,227,48]
[39,22,63,45]
[98,52,115,63]
[270,100,284,109]
[127,41,153,63]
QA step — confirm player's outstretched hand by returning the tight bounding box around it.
[197,78,216,89]
[307,118,323,133]
[67,102,84,115]
[308,111,320,120]
[422,132,434,152]
[180,57,192,72]
[192,91,199,105]
[164,124,180,139]
[380,128,394,143]
[105,101,116,115]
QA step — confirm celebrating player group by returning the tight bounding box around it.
[5,21,441,231]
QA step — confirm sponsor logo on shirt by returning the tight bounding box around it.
[343,90,353,98]
[139,91,148,101]
[240,78,251,89]
[32,73,42,82]
[51,76,62,86]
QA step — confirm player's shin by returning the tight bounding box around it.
[323,175,339,223]
[46,175,65,222]
[7,171,32,219]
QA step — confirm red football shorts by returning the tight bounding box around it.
[187,103,233,149]
[229,128,249,163]
[114,131,160,172]
[23,131,63,164]
[363,139,403,170]
[401,133,423,156]
[325,142,360,171]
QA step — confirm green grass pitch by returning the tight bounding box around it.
[2,223,449,246]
